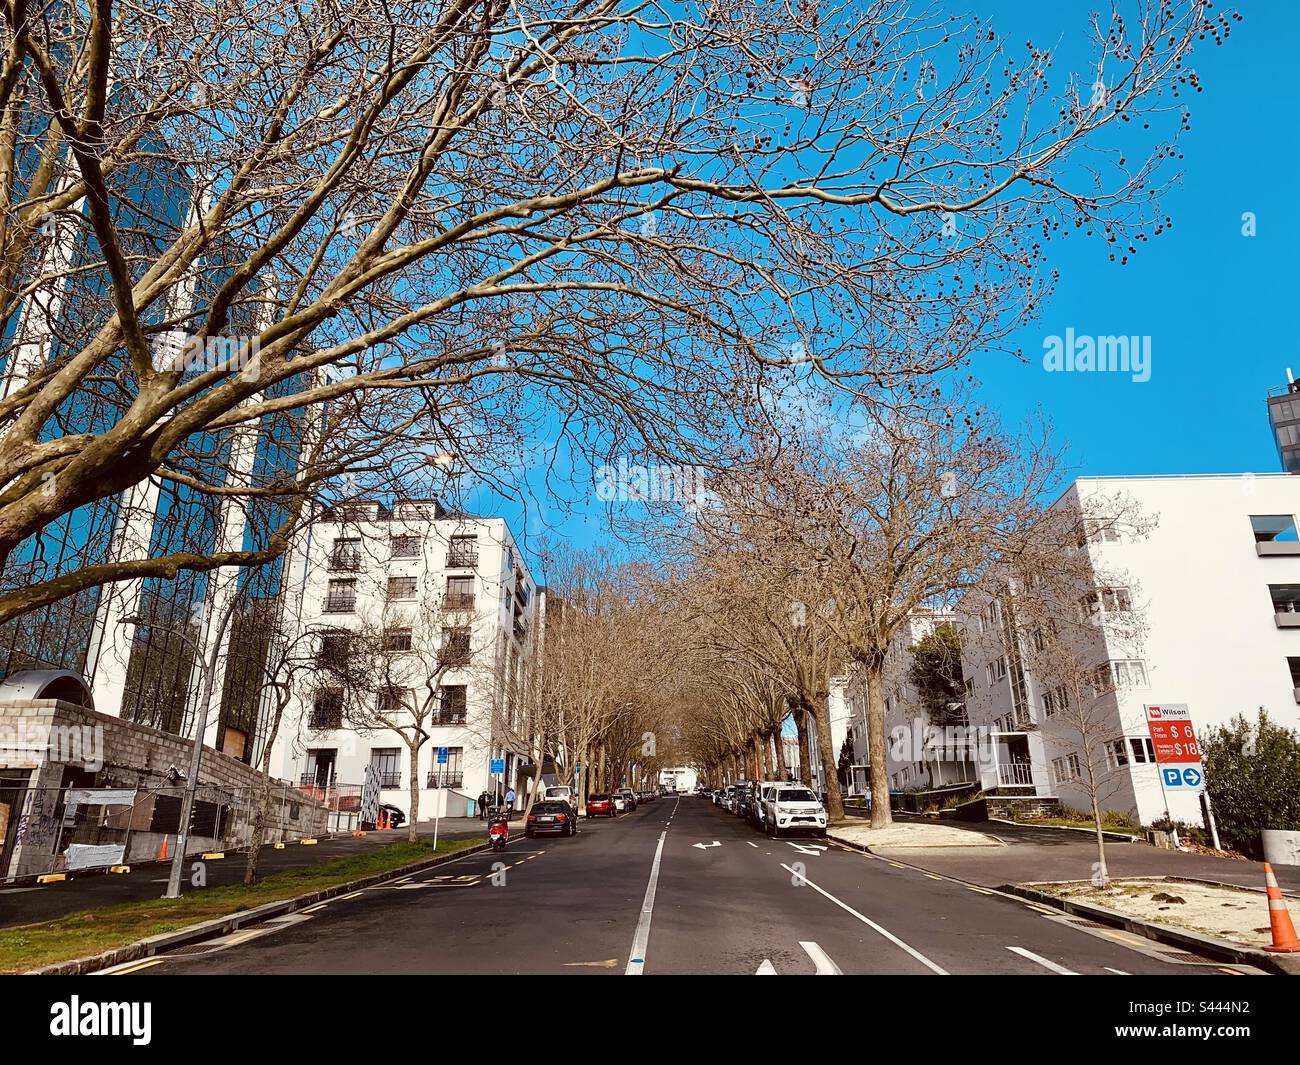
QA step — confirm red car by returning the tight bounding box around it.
[585,793,616,818]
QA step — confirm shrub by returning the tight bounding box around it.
[1201,710,1300,859]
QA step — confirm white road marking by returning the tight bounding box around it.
[692,841,722,850]
[800,941,842,975]
[747,841,758,848]
[625,831,667,976]
[781,864,947,975]
[755,959,778,974]
[785,842,823,856]
[1007,946,1078,975]
[1104,967,1131,975]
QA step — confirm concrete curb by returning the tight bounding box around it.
[1003,882,1300,976]
[23,841,490,976]
[986,817,1137,843]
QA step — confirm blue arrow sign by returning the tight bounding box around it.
[1182,767,1202,787]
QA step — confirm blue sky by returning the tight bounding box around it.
[467,1,1296,571]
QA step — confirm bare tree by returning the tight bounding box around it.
[0,0,1228,627]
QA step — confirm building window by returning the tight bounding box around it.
[1079,587,1132,620]
[317,631,351,671]
[1081,517,1121,544]
[1270,585,1300,613]
[444,576,475,611]
[329,538,362,571]
[1128,737,1156,763]
[1051,753,1081,784]
[387,576,418,601]
[1288,657,1300,688]
[1252,515,1299,543]
[986,656,1006,685]
[1091,659,1148,693]
[384,627,413,651]
[447,535,478,568]
[427,746,464,788]
[310,689,343,730]
[1105,738,1129,768]
[377,687,409,715]
[1042,684,1070,718]
[441,626,471,665]
[435,684,468,725]
[324,579,357,613]
[370,748,402,789]
[390,535,422,559]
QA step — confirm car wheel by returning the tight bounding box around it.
[524,829,534,838]
[771,825,781,839]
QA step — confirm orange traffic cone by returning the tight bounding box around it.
[158,834,169,860]
[1263,862,1300,953]
[380,811,388,830]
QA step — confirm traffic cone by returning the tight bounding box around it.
[158,834,169,860]
[1263,862,1300,953]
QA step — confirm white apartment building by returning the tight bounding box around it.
[268,500,540,820]
[959,473,1300,826]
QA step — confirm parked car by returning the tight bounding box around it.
[612,793,628,813]
[735,783,756,820]
[643,789,657,802]
[747,784,772,829]
[542,785,576,807]
[525,800,579,837]
[765,785,828,838]
[586,793,615,818]
[618,788,638,809]
[752,782,782,829]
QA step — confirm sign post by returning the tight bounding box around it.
[1144,704,1204,848]
[434,747,449,848]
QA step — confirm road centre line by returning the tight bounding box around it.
[625,830,668,976]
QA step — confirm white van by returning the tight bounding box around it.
[542,785,576,808]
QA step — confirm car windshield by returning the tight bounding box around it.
[590,794,609,801]
[778,789,818,802]
[533,802,565,813]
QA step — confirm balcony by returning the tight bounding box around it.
[446,549,478,568]
[442,593,475,612]
[328,551,362,572]
[376,772,401,789]
[513,618,527,642]
[308,712,343,730]
[323,596,357,613]
[426,771,464,789]
[432,711,467,727]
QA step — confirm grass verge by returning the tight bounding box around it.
[0,836,478,974]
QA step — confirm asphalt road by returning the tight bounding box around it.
[107,797,1264,976]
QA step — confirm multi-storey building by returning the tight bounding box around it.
[266,501,539,820]
[958,472,1300,825]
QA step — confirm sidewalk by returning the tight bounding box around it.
[0,817,495,929]
[843,813,1300,894]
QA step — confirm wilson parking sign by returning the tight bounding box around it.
[1145,704,1203,789]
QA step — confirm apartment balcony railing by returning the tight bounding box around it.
[432,711,467,727]
[446,549,478,568]
[442,593,475,612]
[996,762,1034,787]
[323,596,357,613]
[328,552,362,572]
[426,771,464,789]
[512,619,527,641]
[376,772,401,789]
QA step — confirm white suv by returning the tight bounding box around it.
[765,785,828,839]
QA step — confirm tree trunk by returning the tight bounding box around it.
[794,709,812,786]
[407,741,421,843]
[244,774,271,886]
[866,660,892,828]
[810,695,845,822]
[772,729,787,780]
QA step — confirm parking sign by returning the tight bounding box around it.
[490,758,505,775]
[1145,704,1203,789]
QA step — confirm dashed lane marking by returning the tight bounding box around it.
[780,864,947,975]
[625,831,668,976]
[1007,946,1078,975]
[1104,967,1131,975]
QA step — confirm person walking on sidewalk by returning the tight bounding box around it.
[478,790,491,819]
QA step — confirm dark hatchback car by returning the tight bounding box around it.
[525,800,579,837]
[586,794,615,818]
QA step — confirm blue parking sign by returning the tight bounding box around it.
[437,747,448,764]
[490,758,505,775]
[1162,767,1182,787]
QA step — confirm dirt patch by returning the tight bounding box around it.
[1042,878,1279,949]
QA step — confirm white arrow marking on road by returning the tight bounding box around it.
[1007,946,1078,975]
[756,959,778,974]
[747,841,758,848]
[800,941,842,975]
[785,842,822,856]
[692,840,722,850]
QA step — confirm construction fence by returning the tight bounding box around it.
[0,781,337,882]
